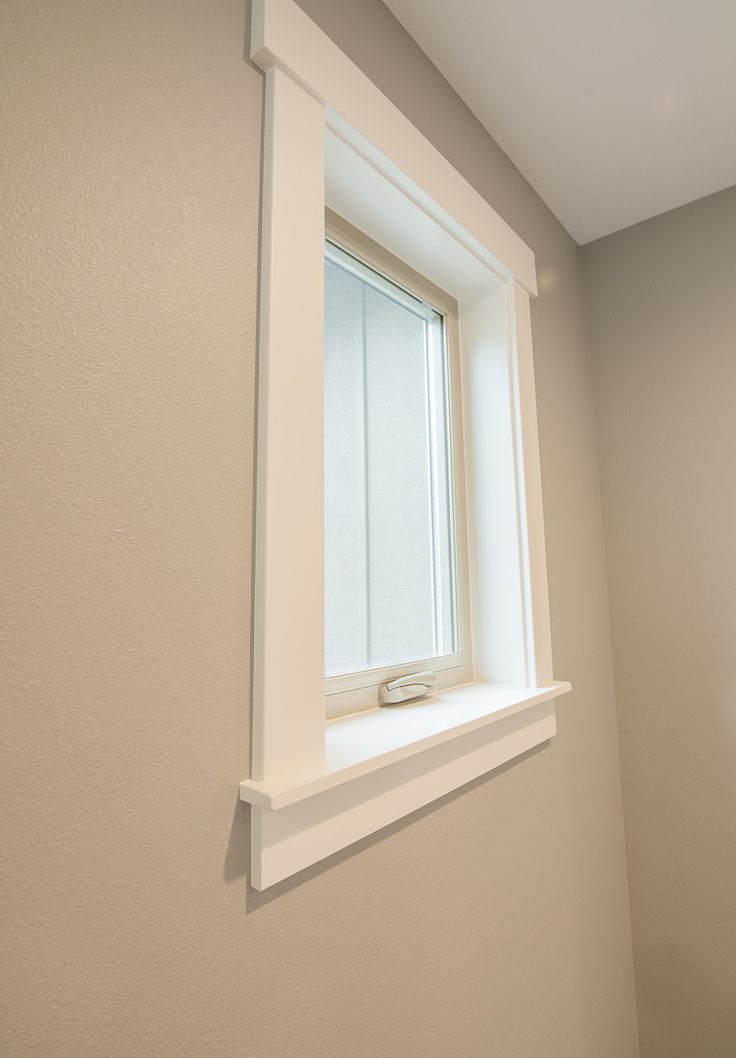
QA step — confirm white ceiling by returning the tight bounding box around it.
[382,0,736,244]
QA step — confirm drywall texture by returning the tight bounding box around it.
[583,185,736,1058]
[1,0,638,1054]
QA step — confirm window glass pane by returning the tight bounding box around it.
[324,241,457,678]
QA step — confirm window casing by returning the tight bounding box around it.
[240,0,571,890]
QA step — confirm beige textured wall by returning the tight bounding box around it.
[1,0,638,1054]
[583,186,736,1058]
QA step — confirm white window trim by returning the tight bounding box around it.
[241,0,571,890]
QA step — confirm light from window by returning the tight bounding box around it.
[324,239,458,679]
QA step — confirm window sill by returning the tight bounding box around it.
[240,681,570,888]
[241,681,570,810]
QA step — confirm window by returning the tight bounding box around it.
[323,215,471,715]
[240,0,570,890]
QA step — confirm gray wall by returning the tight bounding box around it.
[1,0,638,1054]
[583,185,736,1058]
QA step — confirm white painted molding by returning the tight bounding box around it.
[508,281,554,685]
[248,693,562,890]
[245,0,570,889]
[251,0,537,295]
[242,681,570,812]
[251,66,326,781]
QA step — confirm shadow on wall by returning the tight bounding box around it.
[222,741,550,910]
[637,943,736,1058]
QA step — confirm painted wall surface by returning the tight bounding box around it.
[1,0,638,1054]
[583,185,736,1058]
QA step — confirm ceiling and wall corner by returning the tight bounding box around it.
[382,0,736,244]
[583,184,736,1058]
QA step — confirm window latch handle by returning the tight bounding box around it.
[379,671,437,706]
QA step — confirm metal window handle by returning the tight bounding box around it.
[379,671,437,706]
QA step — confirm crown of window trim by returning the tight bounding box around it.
[252,0,537,295]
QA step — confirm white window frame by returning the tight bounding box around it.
[323,210,474,718]
[240,0,571,890]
